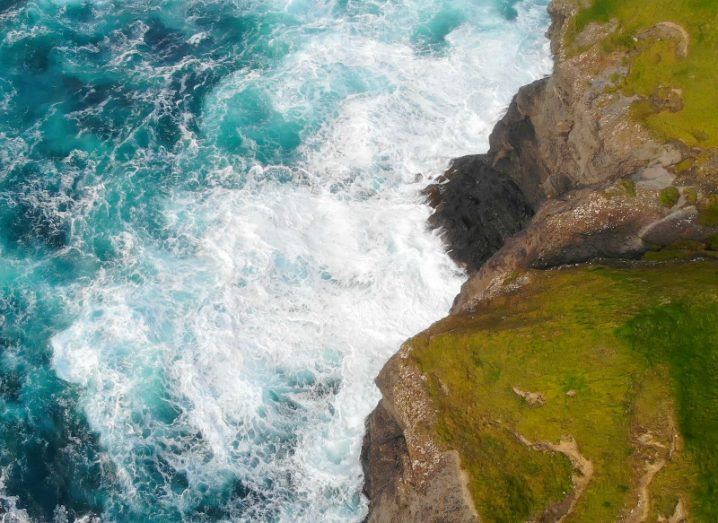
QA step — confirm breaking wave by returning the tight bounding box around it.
[0,0,551,520]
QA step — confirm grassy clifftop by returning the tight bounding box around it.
[408,262,718,522]
[568,0,718,148]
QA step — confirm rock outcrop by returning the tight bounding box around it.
[424,0,718,312]
[362,0,718,521]
[361,349,478,523]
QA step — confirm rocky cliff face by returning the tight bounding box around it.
[362,1,718,521]
[426,0,718,313]
[360,354,479,523]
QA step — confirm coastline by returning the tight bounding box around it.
[361,0,718,520]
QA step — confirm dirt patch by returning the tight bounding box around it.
[515,433,594,522]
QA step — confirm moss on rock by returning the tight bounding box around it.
[698,195,718,226]
[619,179,637,197]
[683,186,698,205]
[659,186,680,207]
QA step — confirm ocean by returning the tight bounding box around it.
[0,0,550,520]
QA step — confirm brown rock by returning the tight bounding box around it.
[361,346,479,523]
[512,386,547,407]
[651,86,684,113]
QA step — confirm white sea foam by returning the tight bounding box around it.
[50,0,552,520]
[0,467,31,523]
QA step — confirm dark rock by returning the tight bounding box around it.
[361,401,408,515]
[425,155,534,272]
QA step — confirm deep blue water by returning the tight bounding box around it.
[0,0,550,520]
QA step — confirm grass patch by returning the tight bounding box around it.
[410,262,718,521]
[642,239,718,261]
[698,195,718,226]
[683,187,698,205]
[618,302,718,520]
[659,186,680,207]
[569,0,718,147]
[619,178,636,197]
[709,234,718,251]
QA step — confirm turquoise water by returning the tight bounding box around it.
[0,0,550,521]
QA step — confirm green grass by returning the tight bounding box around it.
[619,301,718,519]
[570,0,718,147]
[659,186,680,207]
[683,187,698,205]
[409,262,718,521]
[619,178,637,197]
[642,238,718,262]
[699,195,718,226]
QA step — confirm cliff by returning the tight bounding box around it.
[362,1,718,521]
